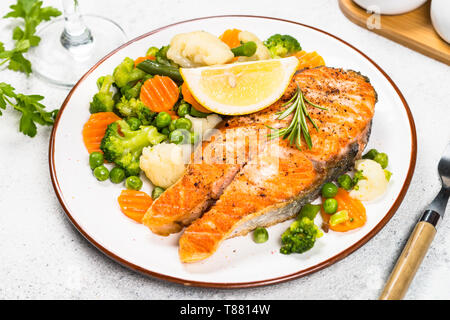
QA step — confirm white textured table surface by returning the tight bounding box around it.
[0,0,449,300]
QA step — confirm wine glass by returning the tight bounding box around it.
[28,0,127,88]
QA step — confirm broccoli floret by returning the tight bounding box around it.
[146,46,159,57]
[115,97,156,125]
[100,119,166,176]
[280,217,323,254]
[113,57,147,88]
[120,81,142,100]
[96,76,106,90]
[89,75,115,113]
[119,74,153,99]
[155,45,170,66]
[155,45,179,67]
[264,34,301,58]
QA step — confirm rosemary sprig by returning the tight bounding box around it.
[267,85,327,150]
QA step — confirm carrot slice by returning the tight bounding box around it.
[181,83,211,114]
[118,190,153,223]
[321,188,367,232]
[167,110,179,120]
[139,75,179,112]
[134,55,155,67]
[219,29,242,48]
[82,112,121,154]
[295,50,325,70]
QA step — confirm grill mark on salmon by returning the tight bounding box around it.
[178,66,377,262]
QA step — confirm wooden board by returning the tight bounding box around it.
[339,0,450,65]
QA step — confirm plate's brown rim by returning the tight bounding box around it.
[49,15,417,289]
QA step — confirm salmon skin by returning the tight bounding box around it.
[178,66,377,262]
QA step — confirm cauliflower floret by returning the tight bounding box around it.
[140,143,186,189]
[185,114,222,140]
[167,31,234,68]
[350,159,389,201]
[237,31,271,62]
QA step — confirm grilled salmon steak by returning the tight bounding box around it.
[178,66,377,262]
[142,85,297,236]
[142,124,256,235]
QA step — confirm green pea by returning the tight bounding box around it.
[161,127,170,136]
[177,103,191,117]
[253,227,269,243]
[329,210,350,227]
[89,152,104,170]
[174,117,192,131]
[169,129,184,144]
[146,46,159,57]
[169,129,190,144]
[374,152,389,169]
[190,106,208,118]
[125,176,143,190]
[323,198,338,214]
[190,131,199,145]
[126,117,141,131]
[93,165,109,181]
[362,148,379,160]
[169,120,176,132]
[298,203,321,220]
[337,174,353,190]
[155,112,172,128]
[321,182,338,198]
[152,186,165,200]
[110,167,126,184]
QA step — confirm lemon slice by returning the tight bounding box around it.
[180,57,298,115]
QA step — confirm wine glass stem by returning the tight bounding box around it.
[60,0,93,51]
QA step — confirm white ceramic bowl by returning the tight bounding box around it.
[431,0,450,43]
[353,0,427,15]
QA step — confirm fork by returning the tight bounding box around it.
[379,142,450,300]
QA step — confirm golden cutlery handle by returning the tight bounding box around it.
[379,221,436,300]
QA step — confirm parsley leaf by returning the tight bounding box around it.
[0,40,32,74]
[1,0,61,75]
[0,82,58,137]
[0,83,16,115]
[8,52,32,74]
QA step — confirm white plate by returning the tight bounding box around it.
[49,16,417,288]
